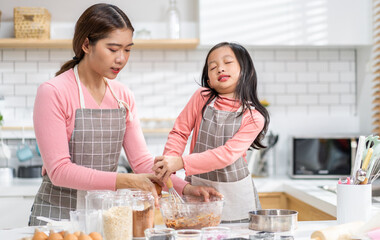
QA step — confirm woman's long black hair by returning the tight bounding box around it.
[200,42,270,149]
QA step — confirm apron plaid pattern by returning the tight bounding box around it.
[188,101,261,223]
[29,67,127,226]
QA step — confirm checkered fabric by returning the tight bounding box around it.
[187,102,261,223]
[29,108,126,225]
[191,106,250,182]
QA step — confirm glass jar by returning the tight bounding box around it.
[144,228,175,240]
[130,190,155,238]
[175,229,202,240]
[201,227,230,240]
[102,194,133,240]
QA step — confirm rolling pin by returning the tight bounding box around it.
[311,221,364,240]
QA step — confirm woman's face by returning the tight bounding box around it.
[87,28,133,79]
[207,46,241,98]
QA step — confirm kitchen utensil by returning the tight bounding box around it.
[159,195,224,229]
[144,228,175,240]
[310,221,365,240]
[361,135,380,174]
[201,227,231,240]
[167,177,184,203]
[16,142,33,162]
[16,127,33,162]
[337,184,372,224]
[175,229,201,240]
[354,168,367,185]
[248,209,298,232]
[351,136,365,183]
[362,147,373,171]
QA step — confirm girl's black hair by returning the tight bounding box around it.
[200,42,270,149]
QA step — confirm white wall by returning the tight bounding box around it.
[0,46,367,176]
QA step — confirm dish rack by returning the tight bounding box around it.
[14,7,51,39]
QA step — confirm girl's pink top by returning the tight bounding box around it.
[34,69,187,193]
[164,87,265,176]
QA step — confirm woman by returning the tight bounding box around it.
[30,3,219,225]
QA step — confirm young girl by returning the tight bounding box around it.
[30,3,218,225]
[153,42,270,222]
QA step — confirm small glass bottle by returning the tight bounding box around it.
[130,190,155,238]
[166,0,180,39]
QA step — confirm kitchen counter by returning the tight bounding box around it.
[0,176,363,218]
[1,176,379,231]
[0,221,337,240]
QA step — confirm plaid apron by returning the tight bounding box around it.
[188,99,261,222]
[29,66,130,225]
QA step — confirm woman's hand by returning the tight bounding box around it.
[182,184,223,202]
[116,173,163,206]
[152,155,184,183]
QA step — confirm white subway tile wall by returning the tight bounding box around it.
[0,47,356,121]
[0,47,357,174]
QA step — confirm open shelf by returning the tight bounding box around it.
[0,38,199,49]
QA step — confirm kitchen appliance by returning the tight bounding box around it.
[291,136,358,179]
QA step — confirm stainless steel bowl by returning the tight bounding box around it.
[249,209,298,232]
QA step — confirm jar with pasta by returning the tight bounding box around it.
[102,193,133,240]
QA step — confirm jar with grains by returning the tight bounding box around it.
[102,194,133,240]
[130,190,155,238]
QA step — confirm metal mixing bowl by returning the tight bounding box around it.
[249,209,298,232]
[159,195,224,229]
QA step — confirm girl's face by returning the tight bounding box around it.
[87,28,133,79]
[207,46,241,98]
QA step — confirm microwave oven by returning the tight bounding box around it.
[290,136,358,179]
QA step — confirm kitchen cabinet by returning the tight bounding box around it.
[259,192,336,221]
[199,0,371,46]
[0,196,34,228]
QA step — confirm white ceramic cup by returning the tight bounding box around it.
[337,184,372,224]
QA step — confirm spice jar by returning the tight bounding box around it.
[102,194,133,240]
[130,190,155,238]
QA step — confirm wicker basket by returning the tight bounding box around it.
[14,7,51,39]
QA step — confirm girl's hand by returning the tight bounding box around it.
[152,155,184,183]
[116,173,162,206]
[182,184,223,202]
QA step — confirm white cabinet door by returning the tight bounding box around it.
[199,0,372,46]
[0,197,35,228]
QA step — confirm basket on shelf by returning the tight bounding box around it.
[14,7,51,39]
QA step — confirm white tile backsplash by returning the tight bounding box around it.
[15,62,37,72]
[27,50,49,61]
[0,47,359,176]
[3,50,25,61]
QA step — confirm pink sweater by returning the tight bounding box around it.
[164,88,265,176]
[34,69,187,193]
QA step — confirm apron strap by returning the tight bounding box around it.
[73,65,133,121]
[73,65,86,109]
[105,79,134,122]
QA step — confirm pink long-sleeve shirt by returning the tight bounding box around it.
[34,69,187,193]
[164,87,265,176]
